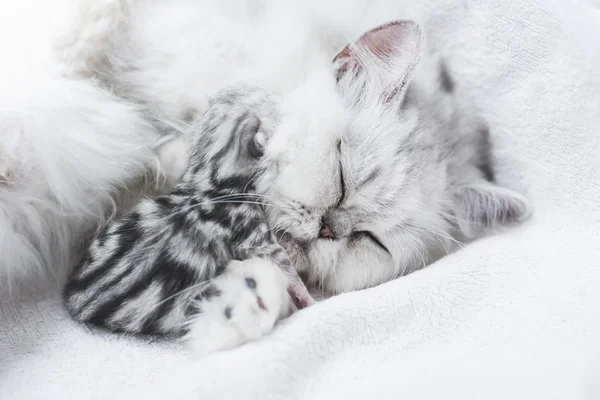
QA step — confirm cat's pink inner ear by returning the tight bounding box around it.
[333,21,422,90]
[356,23,410,60]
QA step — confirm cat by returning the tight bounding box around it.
[59,1,532,295]
[58,0,531,297]
[0,0,531,295]
[65,85,312,356]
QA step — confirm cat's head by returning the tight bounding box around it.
[257,20,531,294]
[183,87,282,193]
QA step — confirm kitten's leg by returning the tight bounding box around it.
[185,257,289,357]
[273,241,315,309]
[281,263,314,310]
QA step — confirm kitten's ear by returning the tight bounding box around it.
[236,114,267,159]
[453,182,532,239]
[333,20,423,103]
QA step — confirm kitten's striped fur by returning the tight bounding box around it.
[64,86,310,352]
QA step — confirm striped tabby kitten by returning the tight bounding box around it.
[64,86,312,356]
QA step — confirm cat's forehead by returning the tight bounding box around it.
[338,109,423,222]
[266,79,348,157]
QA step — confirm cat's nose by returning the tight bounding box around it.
[319,219,335,239]
[319,224,335,239]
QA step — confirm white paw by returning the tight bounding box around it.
[185,257,289,357]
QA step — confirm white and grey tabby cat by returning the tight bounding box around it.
[61,1,531,295]
[65,86,311,356]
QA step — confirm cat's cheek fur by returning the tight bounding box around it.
[185,258,289,357]
[306,238,396,294]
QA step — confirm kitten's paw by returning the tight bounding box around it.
[185,257,289,357]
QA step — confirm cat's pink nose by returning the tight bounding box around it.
[319,223,335,239]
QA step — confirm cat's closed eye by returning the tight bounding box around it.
[352,231,390,254]
[337,140,346,206]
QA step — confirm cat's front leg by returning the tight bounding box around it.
[268,241,315,310]
[185,257,289,357]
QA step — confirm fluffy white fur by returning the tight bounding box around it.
[0,1,190,292]
[0,70,167,291]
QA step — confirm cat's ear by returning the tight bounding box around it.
[236,114,267,159]
[452,182,532,239]
[333,20,423,103]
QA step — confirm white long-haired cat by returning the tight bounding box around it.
[0,0,530,297]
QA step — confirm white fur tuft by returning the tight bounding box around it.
[0,71,163,292]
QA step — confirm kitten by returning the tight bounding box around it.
[58,2,531,295]
[65,86,311,356]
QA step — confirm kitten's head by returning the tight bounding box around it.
[258,20,531,294]
[184,87,282,193]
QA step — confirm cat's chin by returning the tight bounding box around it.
[275,233,338,302]
[276,233,310,269]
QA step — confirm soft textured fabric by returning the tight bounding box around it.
[1,0,599,399]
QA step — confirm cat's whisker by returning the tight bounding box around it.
[406,239,427,271]
[405,219,465,250]
[418,225,463,250]
[243,174,261,194]
[432,233,450,255]
[437,208,499,231]
[171,191,275,202]
[164,199,293,219]
[209,192,284,204]
[208,200,290,209]
[147,112,192,137]
[331,257,339,295]
[425,225,466,249]
[317,255,328,295]
[153,280,214,310]
[273,223,295,243]
[197,193,294,210]
[188,193,266,202]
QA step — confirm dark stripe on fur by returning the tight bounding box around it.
[87,249,180,331]
[476,125,495,182]
[67,215,143,292]
[140,262,200,334]
[439,61,455,93]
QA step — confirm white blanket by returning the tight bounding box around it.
[2,0,600,399]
